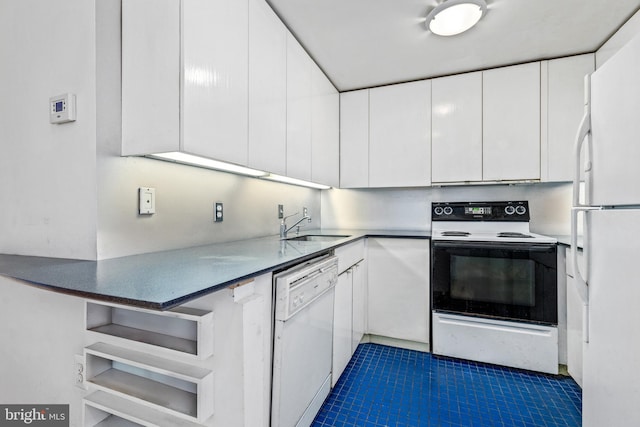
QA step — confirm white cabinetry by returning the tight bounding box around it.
[248,0,287,175]
[543,54,595,182]
[339,90,369,188]
[566,246,586,387]
[367,238,430,348]
[369,81,432,187]
[431,72,483,183]
[311,67,340,187]
[182,0,249,165]
[122,0,249,165]
[483,62,541,181]
[83,275,274,427]
[333,240,366,385]
[286,34,313,181]
[332,270,353,386]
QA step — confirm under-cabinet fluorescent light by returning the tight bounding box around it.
[149,152,268,177]
[425,0,487,36]
[263,174,331,190]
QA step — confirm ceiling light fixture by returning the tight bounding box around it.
[425,0,487,36]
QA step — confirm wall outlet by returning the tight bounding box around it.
[278,204,284,219]
[215,202,223,222]
[74,354,86,389]
[138,187,156,215]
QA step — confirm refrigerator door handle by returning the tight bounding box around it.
[572,109,591,208]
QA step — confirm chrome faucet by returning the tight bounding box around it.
[280,208,311,239]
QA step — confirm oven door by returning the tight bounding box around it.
[431,240,557,325]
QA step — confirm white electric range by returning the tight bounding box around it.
[430,201,559,374]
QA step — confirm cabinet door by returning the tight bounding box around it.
[181,0,249,165]
[545,54,595,182]
[369,80,432,187]
[431,72,483,183]
[483,62,541,181]
[122,0,180,156]
[339,90,369,188]
[286,34,312,181]
[248,0,287,175]
[367,238,430,344]
[333,271,353,386]
[311,67,339,187]
[351,262,366,353]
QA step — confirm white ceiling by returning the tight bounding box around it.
[267,0,640,91]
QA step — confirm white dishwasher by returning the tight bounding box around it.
[271,255,338,427]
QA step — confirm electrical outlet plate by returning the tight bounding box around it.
[215,202,223,222]
[74,354,86,389]
[139,187,156,215]
[278,204,284,219]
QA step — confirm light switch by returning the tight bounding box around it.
[139,187,156,215]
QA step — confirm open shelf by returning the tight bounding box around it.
[85,343,214,422]
[86,302,213,359]
[84,391,204,427]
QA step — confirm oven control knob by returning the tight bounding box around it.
[443,206,453,215]
[434,206,444,216]
[505,205,515,215]
[516,205,527,215]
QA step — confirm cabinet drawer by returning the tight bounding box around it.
[335,239,365,274]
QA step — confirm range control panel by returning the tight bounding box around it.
[432,201,530,222]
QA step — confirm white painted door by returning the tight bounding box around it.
[483,62,541,181]
[367,238,430,344]
[431,71,483,183]
[351,261,366,353]
[248,0,287,175]
[122,0,180,156]
[333,271,353,386]
[545,54,594,182]
[286,34,312,181]
[311,67,339,187]
[369,80,431,187]
[339,90,369,188]
[181,0,249,165]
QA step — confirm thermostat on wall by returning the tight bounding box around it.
[49,93,76,124]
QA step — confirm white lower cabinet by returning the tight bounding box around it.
[566,246,586,387]
[366,238,430,347]
[333,240,366,385]
[83,274,273,427]
[332,270,353,386]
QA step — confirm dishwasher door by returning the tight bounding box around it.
[272,257,337,427]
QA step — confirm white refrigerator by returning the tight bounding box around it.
[572,32,640,427]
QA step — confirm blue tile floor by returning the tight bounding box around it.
[312,343,582,427]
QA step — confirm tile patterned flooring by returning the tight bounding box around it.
[312,343,582,427]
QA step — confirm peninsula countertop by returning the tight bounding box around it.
[0,229,430,310]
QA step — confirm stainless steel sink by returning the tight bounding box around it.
[286,234,350,242]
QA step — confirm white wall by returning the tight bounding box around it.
[0,0,98,260]
[321,182,573,236]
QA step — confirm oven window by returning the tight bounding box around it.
[450,255,535,307]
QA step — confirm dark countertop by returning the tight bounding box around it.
[547,234,583,249]
[0,229,429,310]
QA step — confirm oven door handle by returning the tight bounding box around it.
[432,241,556,251]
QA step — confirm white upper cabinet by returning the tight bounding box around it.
[431,71,483,183]
[339,90,369,188]
[181,0,249,165]
[483,62,541,181]
[122,0,180,156]
[369,80,432,187]
[311,67,340,187]
[286,34,313,181]
[248,0,287,176]
[543,54,595,182]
